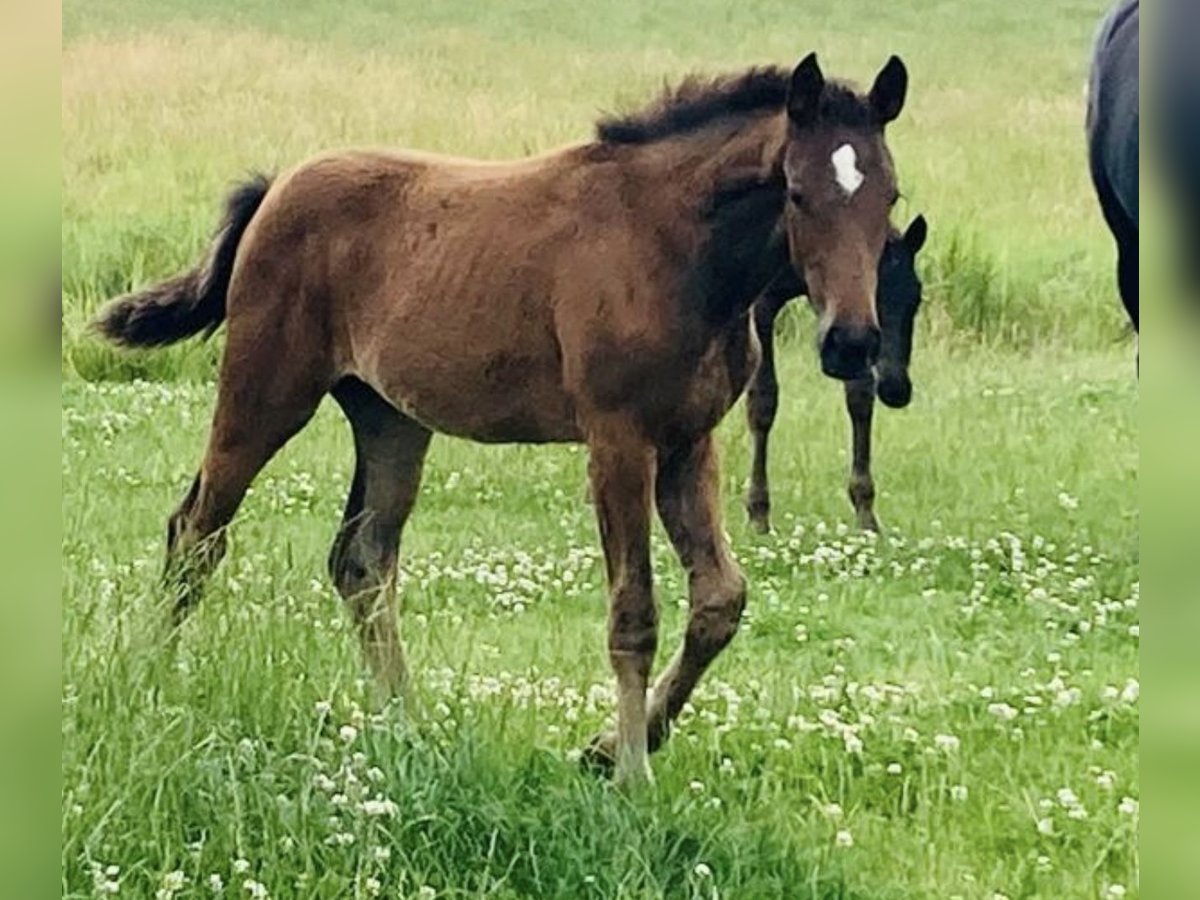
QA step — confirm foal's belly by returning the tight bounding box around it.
[358,324,583,443]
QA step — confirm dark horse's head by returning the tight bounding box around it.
[781,53,908,381]
[874,215,928,408]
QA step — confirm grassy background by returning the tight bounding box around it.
[62,1,1138,898]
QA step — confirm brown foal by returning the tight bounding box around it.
[93,53,909,785]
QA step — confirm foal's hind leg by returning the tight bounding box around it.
[328,378,432,696]
[844,376,881,532]
[165,347,326,626]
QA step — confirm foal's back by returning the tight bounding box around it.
[231,143,746,443]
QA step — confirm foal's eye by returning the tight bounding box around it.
[788,190,805,208]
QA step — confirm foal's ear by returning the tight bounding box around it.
[787,52,825,127]
[869,55,908,125]
[904,214,928,254]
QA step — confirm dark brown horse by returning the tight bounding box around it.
[745,215,927,533]
[93,53,908,785]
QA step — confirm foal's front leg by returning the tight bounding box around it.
[745,296,785,533]
[583,427,658,786]
[844,376,881,532]
[648,434,746,751]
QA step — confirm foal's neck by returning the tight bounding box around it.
[653,115,791,324]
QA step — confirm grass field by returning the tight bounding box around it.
[62,1,1138,898]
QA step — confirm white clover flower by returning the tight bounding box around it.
[934,734,960,752]
[1118,797,1138,816]
[314,700,332,716]
[359,798,399,818]
[417,887,437,900]
[823,802,844,821]
[988,703,1019,722]
[688,780,705,794]
[339,725,358,744]
[364,877,382,896]
[208,874,224,893]
[1036,855,1051,871]
[1057,492,1079,511]
[844,734,864,755]
[233,859,251,875]
[1128,624,1139,638]
[1067,806,1089,820]
[886,763,903,776]
[950,785,969,802]
[1120,679,1139,703]
[835,829,854,848]
[372,846,391,862]
[1036,818,1055,836]
[243,880,269,899]
[1103,885,1127,899]
[1096,771,1115,791]
[1056,788,1079,808]
[693,862,712,878]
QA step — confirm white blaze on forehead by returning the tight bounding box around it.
[831,143,864,196]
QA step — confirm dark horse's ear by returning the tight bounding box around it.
[787,53,824,127]
[904,214,928,254]
[869,55,908,125]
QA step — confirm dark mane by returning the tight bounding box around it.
[596,67,873,145]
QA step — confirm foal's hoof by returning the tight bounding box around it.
[747,505,772,534]
[857,513,882,533]
[579,733,617,778]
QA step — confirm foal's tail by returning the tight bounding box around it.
[92,174,273,347]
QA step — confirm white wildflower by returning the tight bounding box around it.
[359,798,398,818]
[934,734,960,752]
[987,702,1019,721]
[835,829,854,848]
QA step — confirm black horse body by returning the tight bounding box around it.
[1086,0,1139,330]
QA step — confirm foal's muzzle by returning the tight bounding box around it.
[819,324,881,381]
[875,370,913,409]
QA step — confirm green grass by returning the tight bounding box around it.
[63,345,1137,899]
[62,1,1138,897]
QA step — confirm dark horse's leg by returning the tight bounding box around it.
[582,419,657,786]
[745,293,789,532]
[164,330,326,627]
[646,434,746,751]
[328,378,432,696]
[844,376,881,532]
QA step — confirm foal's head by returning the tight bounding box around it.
[875,214,928,408]
[781,53,908,380]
